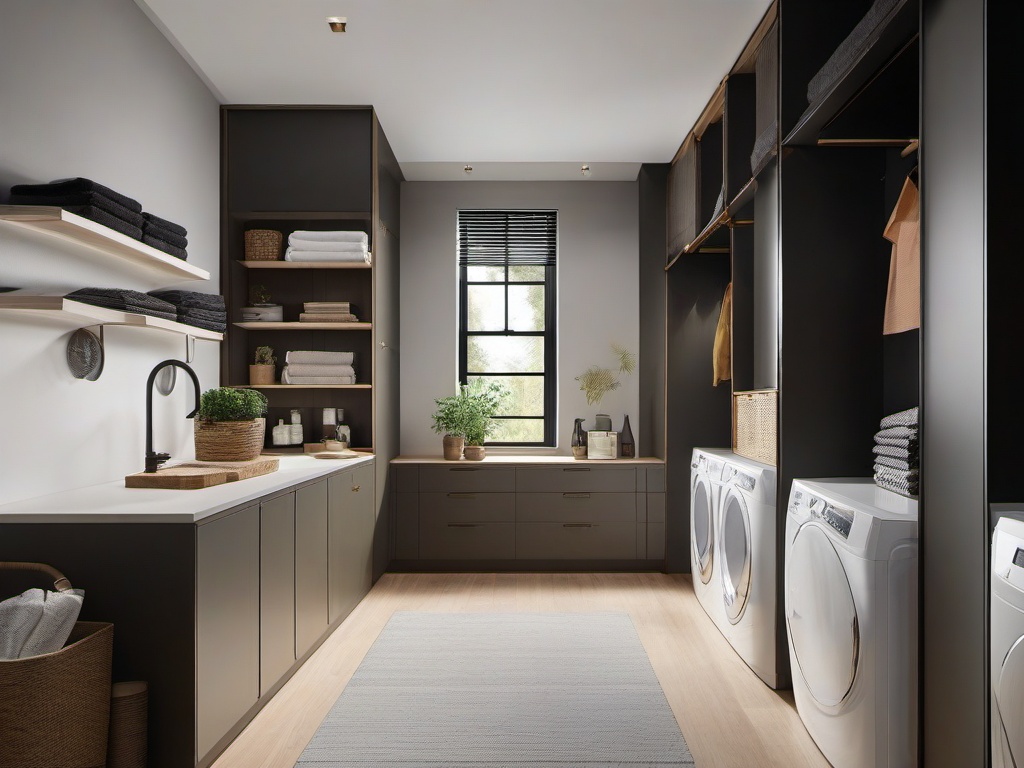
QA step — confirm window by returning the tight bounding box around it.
[458,209,556,446]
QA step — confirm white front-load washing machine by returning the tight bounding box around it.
[990,512,1024,768]
[785,478,918,768]
[690,448,730,627]
[717,453,779,688]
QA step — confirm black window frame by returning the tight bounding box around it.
[457,209,557,447]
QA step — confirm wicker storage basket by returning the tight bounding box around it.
[733,389,778,466]
[244,229,283,261]
[194,417,266,461]
[0,563,113,768]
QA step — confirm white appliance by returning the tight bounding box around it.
[785,479,918,768]
[990,510,1024,768]
[717,453,779,688]
[690,448,729,627]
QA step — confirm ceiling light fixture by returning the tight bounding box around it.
[580,164,592,177]
[326,16,347,32]
[464,165,473,174]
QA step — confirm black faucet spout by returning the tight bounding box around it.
[145,360,201,473]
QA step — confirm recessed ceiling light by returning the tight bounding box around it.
[327,16,347,32]
[463,165,473,174]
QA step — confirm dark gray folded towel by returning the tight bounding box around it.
[874,454,918,472]
[874,474,918,499]
[879,406,919,430]
[66,288,178,320]
[11,178,142,213]
[178,306,227,323]
[142,234,187,261]
[142,221,188,249]
[874,463,919,480]
[178,315,226,332]
[875,434,918,448]
[44,205,142,240]
[148,290,225,312]
[875,425,918,441]
[8,192,145,228]
[142,211,187,237]
[873,443,918,461]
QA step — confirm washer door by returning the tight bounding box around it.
[691,475,714,585]
[720,489,752,624]
[786,524,860,708]
[996,634,1024,767]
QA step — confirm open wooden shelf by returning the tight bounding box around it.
[0,205,211,281]
[237,260,371,270]
[233,322,371,331]
[0,296,223,340]
[233,384,372,390]
[231,211,371,221]
[783,0,917,146]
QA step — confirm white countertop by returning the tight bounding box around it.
[391,455,664,465]
[0,454,375,524]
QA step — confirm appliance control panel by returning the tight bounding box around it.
[792,491,854,539]
[1014,548,1024,569]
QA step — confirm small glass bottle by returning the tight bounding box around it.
[335,409,351,448]
[620,414,635,458]
[571,418,587,459]
[289,409,303,445]
[321,407,337,441]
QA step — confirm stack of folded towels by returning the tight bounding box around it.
[299,301,359,323]
[8,177,188,260]
[285,230,370,263]
[66,288,177,321]
[149,290,226,332]
[281,351,356,385]
[873,406,919,498]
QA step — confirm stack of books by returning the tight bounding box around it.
[299,301,359,323]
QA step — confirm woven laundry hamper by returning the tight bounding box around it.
[733,389,778,466]
[0,562,113,768]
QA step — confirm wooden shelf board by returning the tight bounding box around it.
[0,206,210,281]
[232,384,372,390]
[0,296,223,340]
[233,322,372,331]
[783,0,917,146]
[230,211,372,221]
[237,260,371,270]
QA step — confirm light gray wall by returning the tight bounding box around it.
[400,181,639,456]
[0,0,220,504]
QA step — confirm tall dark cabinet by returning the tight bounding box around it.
[221,106,401,573]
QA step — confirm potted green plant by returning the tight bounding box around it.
[194,387,268,461]
[462,381,508,461]
[241,284,283,322]
[249,345,276,386]
[431,381,508,461]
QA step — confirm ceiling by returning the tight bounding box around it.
[135,0,771,181]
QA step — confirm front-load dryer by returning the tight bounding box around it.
[785,478,918,768]
[717,453,778,688]
[690,448,730,627]
[990,512,1024,768]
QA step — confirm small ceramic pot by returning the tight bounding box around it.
[442,435,465,461]
[463,445,486,461]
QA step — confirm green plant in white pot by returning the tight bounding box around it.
[194,387,268,461]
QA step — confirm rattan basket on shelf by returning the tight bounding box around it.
[244,229,283,261]
[0,562,114,768]
[732,389,778,466]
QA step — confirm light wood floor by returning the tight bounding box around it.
[212,572,829,768]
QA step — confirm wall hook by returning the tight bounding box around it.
[185,334,196,364]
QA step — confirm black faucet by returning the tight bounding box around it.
[146,360,201,473]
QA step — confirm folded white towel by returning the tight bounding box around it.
[0,587,85,660]
[289,230,369,244]
[284,363,356,378]
[281,371,356,385]
[285,351,354,365]
[286,238,368,253]
[285,249,371,263]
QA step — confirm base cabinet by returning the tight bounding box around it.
[295,480,329,657]
[329,462,375,623]
[259,492,296,696]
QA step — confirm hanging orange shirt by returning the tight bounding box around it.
[883,176,920,335]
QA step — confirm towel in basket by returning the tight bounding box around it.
[0,562,83,660]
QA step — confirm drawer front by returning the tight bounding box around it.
[420,492,515,524]
[516,521,636,560]
[420,521,515,560]
[515,466,636,493]
[419,466,516,493]
[516,492,635,523]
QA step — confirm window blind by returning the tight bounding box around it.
[458,210,557,267]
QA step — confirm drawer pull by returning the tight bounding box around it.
[563,523,594,528]
[449,468,480,472]
[563,493,591,499]
[563,467,591,472]
[352,485,361,492]
[448,523,480,528]
[447,493,477,499]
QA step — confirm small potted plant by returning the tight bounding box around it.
[462,381,508,461]
[249,345,276,386]
[241,284,283,322]
[431,381,507,461]
[194,387,268,461]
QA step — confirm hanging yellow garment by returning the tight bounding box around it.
[713,282,732,386]
[883,176,920,335]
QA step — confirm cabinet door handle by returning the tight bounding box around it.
[563,523,594,528]
[450,468,479,472]
[562,493,591,499]
[563,467,591,472]
[448,523,480,528]
[351,485,361,492]
[447,493,477,499]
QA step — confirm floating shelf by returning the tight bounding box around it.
[233,322,372,331]
[0,296,223,340]
[231,211,372,221]
[233,384,372,390]
[784,0,917,146]
[0,206,211,281]
[237,260,371,270]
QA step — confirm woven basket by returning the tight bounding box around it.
[244,229,283,261]
[0,563,113,768]
[194,417,266,461]
[733,389,778,466]
[107,681,147,768]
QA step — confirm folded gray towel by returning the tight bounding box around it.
[874,474,919,499]
[284,363,356,378]
[142,211,187,237]
[875,435,917,449]
[142,221,188,249]
[876,425,918,440]
[0,587,85,660]
[67,288,177,320]
[142,234,187,261]
[10,177,142,212]
[177,315,226,333]
[178,306,226,323]
[285,350,354,366]
[873,443,919,460]
[8,191,145,227]
[874,454,917,472]
[874,463,919,481]
[148,290,225,312]
[879,407,919,430]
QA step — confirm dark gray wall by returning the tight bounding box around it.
[639,164,668,458]
[921,0,988,764]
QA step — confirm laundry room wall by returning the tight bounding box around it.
[399,181,640,455]
[0,0,220,505]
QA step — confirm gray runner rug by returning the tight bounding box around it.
[297,611,694,767]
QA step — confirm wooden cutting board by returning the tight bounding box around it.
[125,458,280,490]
